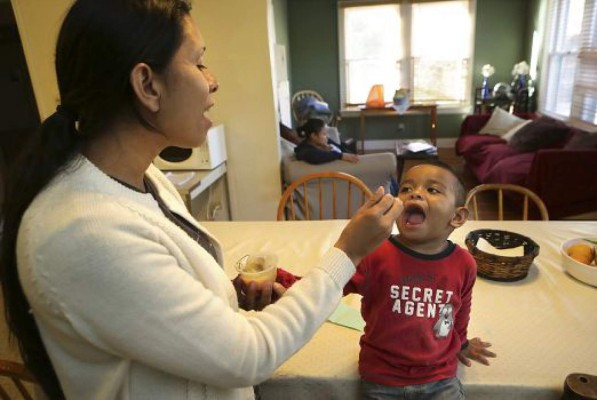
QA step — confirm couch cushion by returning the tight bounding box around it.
[483,152,535,186]
[475,143,522,181]
[508,116,571,152]
[502,119,533,142]
[563,131,597,149]
[456,134,505,164]
[478,107,527,135]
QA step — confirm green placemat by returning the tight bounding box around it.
[327,301,365,332]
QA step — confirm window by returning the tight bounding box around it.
[542,0,597,126]
[339,0,473,108]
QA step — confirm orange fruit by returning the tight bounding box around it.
[567,243,595,265]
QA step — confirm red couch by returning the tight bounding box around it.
[456,113,597,219]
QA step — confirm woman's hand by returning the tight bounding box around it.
[341,153,359,163]
[233,277,286,311]
[334,187,403,266]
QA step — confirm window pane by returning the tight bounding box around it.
[344,5,402,60]
[545,53,577,116]
[544,0,586,117]
[346,60,401,105]
[555,0,585,52]
[413,58,470,104]
[411,1,471,104]
[412,1,471,59]
[343,5,402,104]
[340,1,472,106]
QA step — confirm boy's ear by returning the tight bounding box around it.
[130,63,162,113]
[450,206,469,229]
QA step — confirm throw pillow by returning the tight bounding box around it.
[478,107,527,136]
[509,116,571,152]
[563,131,597,149]
[502,119,533,142]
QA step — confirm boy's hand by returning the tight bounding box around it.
[457,337,496,367]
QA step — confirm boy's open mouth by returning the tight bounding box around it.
[403,204,426,225]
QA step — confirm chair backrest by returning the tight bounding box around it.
[277,172,372,221]
[291,90,326,126]
[0,359,37,400]
[465,183,549,221]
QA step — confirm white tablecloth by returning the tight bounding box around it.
[202,220,597,400]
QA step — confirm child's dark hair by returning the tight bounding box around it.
[405,160,467,207]
[297,118,326,139]
[0,0,191,397]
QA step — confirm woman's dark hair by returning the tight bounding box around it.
[297,118,326,139]
[0,0,191,397]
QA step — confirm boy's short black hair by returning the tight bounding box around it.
[404,160,467,207]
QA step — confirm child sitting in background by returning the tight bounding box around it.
[294,118,359,165]
[344,160,496,399]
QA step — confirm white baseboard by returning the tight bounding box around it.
[362,138,457,151]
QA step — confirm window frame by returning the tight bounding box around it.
[539,0,597,130]
[337,0,475,112]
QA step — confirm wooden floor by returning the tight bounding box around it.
[392,147,597,221]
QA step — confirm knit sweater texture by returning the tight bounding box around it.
[17,156,355,399]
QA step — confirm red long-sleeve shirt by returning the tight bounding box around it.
[344,236,477,386]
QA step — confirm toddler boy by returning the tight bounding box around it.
[344,161,496,399]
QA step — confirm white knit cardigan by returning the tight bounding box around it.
[17,156,355,399]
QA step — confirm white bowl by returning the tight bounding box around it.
[560,238,597,287]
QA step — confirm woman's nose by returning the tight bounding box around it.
[204,69,219,93]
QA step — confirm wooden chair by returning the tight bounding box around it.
[277,172,372,221]
[0,359,36,400]
[291,90,339,127]
[465,183,549,221]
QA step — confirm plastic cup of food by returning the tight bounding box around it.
[236,253,278,284]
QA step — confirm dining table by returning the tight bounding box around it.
[201,220,597,400]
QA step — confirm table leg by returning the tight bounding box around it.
[359,112,365,154]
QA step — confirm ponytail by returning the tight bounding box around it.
[0,108,81,399]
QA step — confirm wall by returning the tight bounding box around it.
[286,0,534,140]
[10,0,71,120]
[287,0,340,110]
[12,0,283,221]
[193,0,282,220]
[473,0,530,91]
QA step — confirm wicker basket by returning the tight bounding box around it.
[465,229,540,282]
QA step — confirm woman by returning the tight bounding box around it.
[295,118,359,165]
[0,0,401,399]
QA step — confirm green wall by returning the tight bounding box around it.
[287,0,340,108]
[286,0,536,140]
